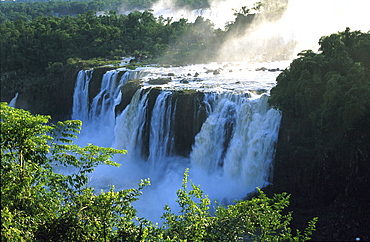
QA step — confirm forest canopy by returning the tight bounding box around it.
[269,28,370,142]
[0,0,287,74]
[268,28,370,240]
[0,0,210,23]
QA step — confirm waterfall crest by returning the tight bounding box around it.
[72,69,147,147]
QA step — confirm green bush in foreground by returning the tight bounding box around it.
[1,102,317,241]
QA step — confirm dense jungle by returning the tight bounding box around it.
[1,0,369,240]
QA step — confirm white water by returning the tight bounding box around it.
[72,69,93,123]
[191,93,280,194]
[148,91,175,164]
[140,61,287,93]
[72,62,282,222]
[8,93,19,108]
[73,69,147,147]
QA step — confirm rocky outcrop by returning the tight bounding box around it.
[147,77,172,85]
[115,79,143,116]
[0,64,81,121]
[172,91,207,157]
[88,67,115,104]
[137,89,207,159]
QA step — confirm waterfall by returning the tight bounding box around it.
[148,91,175,165]
[191,93,239,173]
[190,93,281,200]
[72,66,282,221]
[72,69,144,147]
[114,89,150,158]
[224,95,281,187]
[89,70,120,120]
[72,69,93,123]
[8,93,19,107]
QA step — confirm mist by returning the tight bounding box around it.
[148,0,369,63]
[217,0,370,62]
[151,0,261,29]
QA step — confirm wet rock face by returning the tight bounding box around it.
[115,79,143,116]
[1,65,81,121]
[117,88,207,159]
[172,91,206,157]
[138,89,207,159]
[141,88,161,159]
[88,67,115,104]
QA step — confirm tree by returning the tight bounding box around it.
[158,169,317,241]
[269,28,370,139]
[268,29,370,240]
[1,103,317,241]
[0,102,149,241]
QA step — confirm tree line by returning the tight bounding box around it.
[0,0,210,23]
[0,7,251,74]
[269,28,370,152]
[1,10,171,73]
[1,1,290,75]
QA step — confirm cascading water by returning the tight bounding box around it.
[72,62,283,222]
[114,89,150,158]
[8,93,19,108]
[148,91,175,165]
[72,69,93,123]
[73,69,147,147]
[190,92,281,202]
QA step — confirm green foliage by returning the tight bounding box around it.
[268,29,370,240]
[0,0,146,23]
[0,1,289,74]
[0,0,210,24]
[0,10,173,73]
[156,16,218,65]
[0,102,149,241]
[173,0,210,9]
[212,190,317,241]
[160,169,212,241]
[225,1,286,36]
[269,28,370,142]
[157,169,317,241]
[1,103,316,241]
[225,4,258,36]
